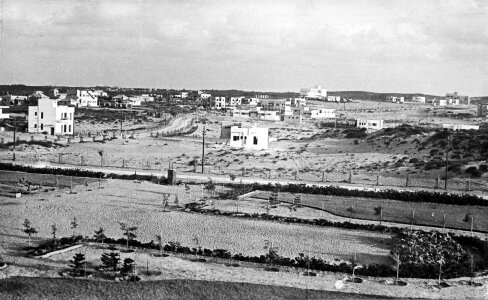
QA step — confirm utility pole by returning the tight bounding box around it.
[444,134,450,190]
[12,121,16,161]
[201,124,206,173]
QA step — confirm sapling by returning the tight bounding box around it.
[22,219,38,246]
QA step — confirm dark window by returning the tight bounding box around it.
[34,112,37,116]
[69,125,71,132]
[40,124,43,130]
[41,112,44,119]
[253,136,258,145]
[233,136,239,141]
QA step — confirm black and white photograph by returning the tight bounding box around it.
[0,0,487,299]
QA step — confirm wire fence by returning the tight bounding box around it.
[1,146,486,194]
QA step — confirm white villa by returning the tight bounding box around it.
[300,85,327,100]
[356,119,384,132]
[28,99,75,135]
[65,89,98,107]
[229,124,269,150]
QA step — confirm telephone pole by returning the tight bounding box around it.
[201,125,206,173]
[444,134,450,190]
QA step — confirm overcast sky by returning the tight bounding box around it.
[0,0,487,95]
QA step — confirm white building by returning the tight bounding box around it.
[411,96,426,103]
[28,99,74,135]
[446,92,469,105]
[442,124,479,131]
[258,110,281,121]
[356,119,384,132]
[231,108,251,118]
[327,96,341,102]
[387,96,405,103]
[307,108,336,119]
[0,106,9,119]
[127,97,142,106]
[5,95,28,105]
[91,90,108,97]
[181,92,189,99]
[229,97,244,107]
[200,93,212,99]
[229,124,269,150]
[300,85,327,100]
[66,89,98,107]
[432,99,447,106]
[283,114,303,125]
[292,97,306,106]
[214,96,226,109]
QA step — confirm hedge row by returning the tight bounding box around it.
[184,203,488,277]
[29,232,485,279]
[219,182,487,206]
[0,163,167,183]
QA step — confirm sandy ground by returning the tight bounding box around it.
[0,180,486,299]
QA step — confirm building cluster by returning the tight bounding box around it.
[386,92,470,106]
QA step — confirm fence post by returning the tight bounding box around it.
[348,171,352,184]
[405,174,410,187]
[0,137,3,144]
[295,170,298,181]
[241,168,245,177]
[322,172,325,182]
[466,178,471,191]
[31,135,34,141]
[435,177,439,189]
[376,174,380,186]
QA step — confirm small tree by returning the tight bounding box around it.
[94,227,107,245]
[229,174,236,181]
[98,149,104,167]
[70,217,79,237]
[51,224,58,246]
[156,234,163,256]
[121,257,135,276]
[22,219,38,246]
[101,252,120,272]
[204,178,216,199]
[69,253,86,277]
[119,223,138,249]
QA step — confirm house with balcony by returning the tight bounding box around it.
[28,99,74,135]
[327,96,341,102]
